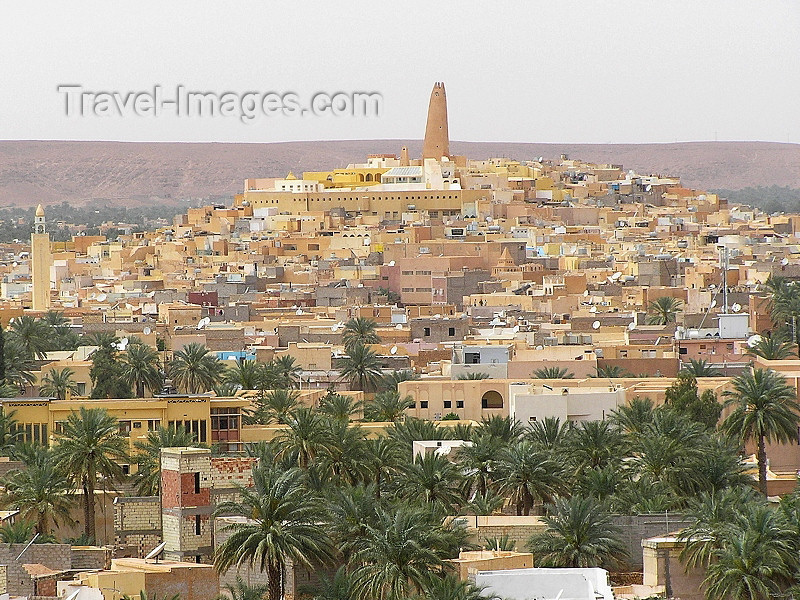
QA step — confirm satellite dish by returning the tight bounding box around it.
[331,324,339,332]
[710,299,717,309]
[96,293,107,302]
[114,338,129,351]
[295,308,304,315]
[512,325,520,333]
[197,317,211,330]
[782,258,790,266]
[143,326,152,335]
[589,306,597,313]
[395,323,403,330]
[390,345,398,355]
[747,334,763,348]
[145,541,166,562]
[535,345,544,350]
[537,156,544,163]
[611,272,622,281]
[628,321,636,331]
[592,320,601,330]
[583,290,589,297]
[387,260,396,267]
[731,303,742,313]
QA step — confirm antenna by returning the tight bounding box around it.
[64,590,81,600]
[145,540,167,563]
[16,533,39,560]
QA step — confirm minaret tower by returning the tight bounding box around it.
[422,82,450,160]
[31,204,51,311]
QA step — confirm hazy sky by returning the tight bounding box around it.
[2,1,798,145]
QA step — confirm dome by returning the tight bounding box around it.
[35,204,45,217]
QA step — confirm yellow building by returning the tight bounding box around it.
[0,395,248,456]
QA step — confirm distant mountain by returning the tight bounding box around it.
[0,140,798,207]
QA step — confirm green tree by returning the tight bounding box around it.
[608,396,654,435]
[681,358,721,377]
[274,407,332,469]
[214,465,334,600]
[364,437,403,500]
[245,388,300,425]
[53,407,128,541]
[350,505,452,600]
[646,296,683,325]
[3,338,35,392]
[168,343,225,394]
[8,315,52,359]
[89,340,132,399]
[421,575,499,600]
[664,372,722,429]
[364,390,413,422]
[219,576,270,600]
[273,355,302,389]
[496,440,564,515]
[120,342,163,397]
[564,420,626,471]
[398,452,464,514]
[532,366,574,379]
[133,426,199,496]
[0,446,73,536]
[0,407,20,455]
[223,359,262,391]
[747,333,796,360]
[525,416,570,450]
[721,368,800,495]
[527,495,628,569]
[457,372,491,380]
[38,367,78,400]
[380,369,419,392]
[318,391,362,422]
[591,364,632,378]
[342,317,381,350]
[340,343,383,392]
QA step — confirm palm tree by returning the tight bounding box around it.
[122,592,181,600]
[364,437,403,499]
[223,360,261,390]
[8,315,52,359]
[133,425,199,496]
[301,566,355,600]
[340,343,383,392]
[398,452,464,514]
[422,575,499,600]
[457,372,491,380]
[456,434,502,497]
[350,505,448,600]
[532,366,574,379]
[38,367,78,400]
[219,576,270,600]
[245,388,300,425]
[525,416,570,450]
[608,396,655,435]
[317,420,367,485]
[274,407,332,469]
[721,368,800,495]
[0,407,20,455]
[646,296,683,325]
[475,415,525,444]
[168,343,225,394]
[0,446,73,535]
[681,358,721,377]
[120,343,163,397]
[565,420,626,471]
[380,369,419,392]
[52,407,128,541]
[342,317,381,349]
[214,465,334,600]
[747,333,796,360]
[496,440,565,515]
[363,390,413,422]
[318,392,362,422]
[273,355,302,389]
[527,495,628,569]
[591,364,631,378]
[0,519,38,543]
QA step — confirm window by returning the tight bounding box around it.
[147,419,161,431]
[194,472,201,494]
[420,401,428,409]
[195,514,201,535]
[423,327,431,336]
[448,327,455,336]
[443,400,452,409]
[456,400,464,409]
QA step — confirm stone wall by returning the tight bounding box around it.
[71,546,112,570]
[453,515,547,551]
[612,513,692,569]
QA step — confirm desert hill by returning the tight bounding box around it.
[0,140,798,207]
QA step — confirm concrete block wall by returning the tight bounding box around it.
[0,544,71,596]
[612,514,691,569]
[455,516,548,551]
[114,496,162,557]
[70,546,112,570]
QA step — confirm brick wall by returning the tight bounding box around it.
[113,496,162,558]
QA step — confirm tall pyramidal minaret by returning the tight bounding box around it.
[422,82,450,160]
[31,204,51,311]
